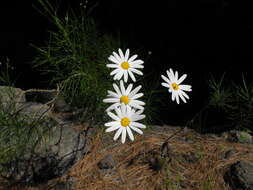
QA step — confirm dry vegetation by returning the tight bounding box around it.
[1,125,253,190]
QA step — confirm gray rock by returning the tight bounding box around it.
[0,87,93,186]
[97,154,116,169]
[225,130,253,144]
[46,176,76,190]
[0,86,26,103]
[225,161,253,190]
[25,89,57,104]
[224,150,237,159]
[54,97,72,112]
[19,102,52,119]
[219,149,237,160]
[0,86,26,111]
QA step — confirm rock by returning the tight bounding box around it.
[31,122,90,178]
[0,86,26,103]
[219,149,237,160]
[47,176,76,190]
[224,161,253,190]
[19,102,52,119]
[225,130,253,144]
[97,154,116,169]
[25,89,58,104]
[0,87,93,186]
[0,86,26,110]
[2,122,91,185]
[53,97,72,113]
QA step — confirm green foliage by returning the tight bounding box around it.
[0,88,53,173]
[32,0,120,125]
[208,73,232,109]
[187,73,253,133]
[210,76,253,129]
[0,57,15,86]
[208,74,253,131]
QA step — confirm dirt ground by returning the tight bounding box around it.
[2,125,253,190]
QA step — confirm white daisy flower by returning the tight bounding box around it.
[107,48,144,82]
[103,80,145,111]
[105,104,146,144]
[161,68,192,104]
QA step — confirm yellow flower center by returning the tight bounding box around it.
[121,117,130,127]
[121,62,130,70]
[120,96,129,104]
[171,83,179,91]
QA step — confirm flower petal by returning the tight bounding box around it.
[112,52,122,62]
[120,80,126,95]
[123,70,128,83]
[129,68,143,76]
[132,64,144,69]
[178,92,187,103]
[106,125,120,132]
[106,103,121,112]
[125,83,133,95]
[166,70,174,82]
[108,112,120,121]
[180,85,192,91]
[113,83,122,96]
[129,125,143,135]
[125,49,130,61]
[107,90,120,98]
[131,121,146,128]
[128,54,138,62]
[181,90,190,99]
[131,114,145,122]
[128,85,142,98]
[175,71,178,81]
[115,106,123,118]
[113,70,124,80]
[161,82,169,88]
[110,68,120,76]
[113,127,123,141]
[103,98,119,103]
[108,55,120,64]
[105,121,119,127]
[118,48,125,60]
[121,128,127,144]
[130,101,144,110]
[177,74,187,84]
[171,91,176,101]
[126,126,134,141]
[130,60,144,65]
[131,93,144,100]
[175,92,180,104]
[106,63,119,68]
[161,75,170,84]
[128,70,136,82]
[131,99,145,106]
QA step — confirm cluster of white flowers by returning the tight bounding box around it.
[104,48,192,144]
[104,49,146,144]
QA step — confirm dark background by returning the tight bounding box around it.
[1,0,253,126]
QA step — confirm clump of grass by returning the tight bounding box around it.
[32,0,120,125]
[0,88,54,180]
[209,74,253,131]
[0,59,54,179]
[189,73,253,133]
[0,57,15,86]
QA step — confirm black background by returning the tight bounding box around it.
[1,0,253,126]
